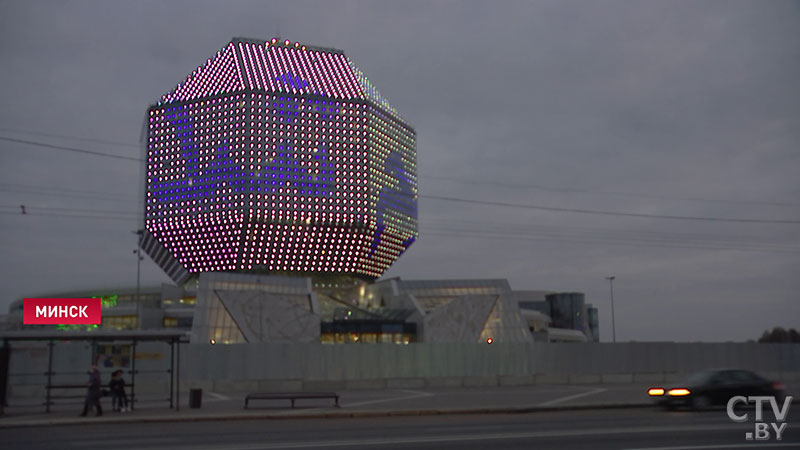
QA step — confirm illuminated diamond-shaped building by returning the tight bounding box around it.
[141,37,417,284]
[3,38,595,346]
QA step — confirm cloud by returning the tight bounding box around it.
[1,0,798,341]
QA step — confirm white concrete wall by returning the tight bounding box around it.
[6,342,800,396]
[179,342,800,382]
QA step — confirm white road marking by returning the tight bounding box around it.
[624,444,799,450]
[205,391,230,402]
[537,387,607,406]
[343,389,433,408]
[397,389,432,396]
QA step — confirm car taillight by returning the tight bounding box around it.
[648,388,665,396]
[772,381,785,390]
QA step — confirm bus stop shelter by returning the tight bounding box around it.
[0,329,189,414]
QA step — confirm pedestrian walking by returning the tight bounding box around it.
[80,365,103,416]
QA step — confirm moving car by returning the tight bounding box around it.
[648,369,785,410]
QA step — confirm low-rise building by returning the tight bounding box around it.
[5,274,598,343]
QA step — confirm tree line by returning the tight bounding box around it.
[758,327,800,343]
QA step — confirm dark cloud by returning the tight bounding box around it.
[1,0,798,342]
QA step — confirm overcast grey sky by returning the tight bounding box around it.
[1,0,798,342]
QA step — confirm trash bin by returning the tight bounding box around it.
[189,388,202,409]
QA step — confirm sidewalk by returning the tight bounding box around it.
[2,382,795,428]
[0,384,651,427]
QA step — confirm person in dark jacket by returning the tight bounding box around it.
[109,369,129,412]
[80,365,102,416]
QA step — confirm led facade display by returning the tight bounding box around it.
[142,38,417,283]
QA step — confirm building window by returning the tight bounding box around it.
[102,315,138,330]
[320,332,414,344]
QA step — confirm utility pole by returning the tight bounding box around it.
[133,229,144,329]
[606,276,616,343]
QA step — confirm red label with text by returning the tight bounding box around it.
[23,298,102,325]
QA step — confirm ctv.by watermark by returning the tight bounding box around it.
[727,395,793,441]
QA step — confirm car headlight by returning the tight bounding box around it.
[667,388,691,397]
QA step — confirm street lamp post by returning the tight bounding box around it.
[606,276,616,343]
[133,229,144,329]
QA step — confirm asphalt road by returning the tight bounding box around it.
[2,407,797,450]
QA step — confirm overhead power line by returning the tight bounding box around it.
[422,222,800,254]
[2,132,798,225]
[3,128,796,209]
[3,209,796,254]
[420,195,800,225]
[0,211,139,222]
[422,229,800,255]
[0,128,140,148]
[0,182,138,202]
[423,174,800,208]
[0,205,140,215]
[423,217,799,251]
[0,136,141,161]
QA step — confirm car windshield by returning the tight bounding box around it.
[731,370,762,382]
[682,371,715,386]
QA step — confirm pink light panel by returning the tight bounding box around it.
[163,44,242,104]
[161,40,367,104]
[147,38,417,280]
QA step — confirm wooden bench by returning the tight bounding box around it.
[244,392,340,409]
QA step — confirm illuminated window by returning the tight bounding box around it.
[102,315,138,330]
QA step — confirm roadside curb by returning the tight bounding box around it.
[0,402,653,428]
